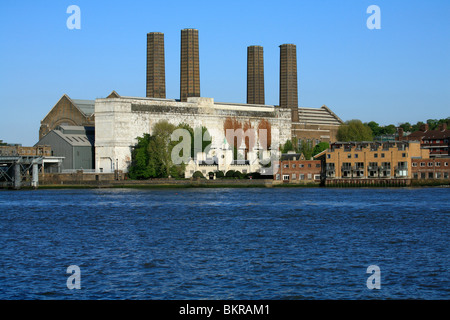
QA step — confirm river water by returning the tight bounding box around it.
[0,187,448,299]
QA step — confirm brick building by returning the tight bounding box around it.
[273,153,322,183]
[411,158,450,180]
[0,145,51,157]
[400,123,449,158]
[324,141,428,180]
[39,94,95,140]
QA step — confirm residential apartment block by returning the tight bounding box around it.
[324,141,429,180]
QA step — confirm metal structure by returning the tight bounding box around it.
[0,156,43,189]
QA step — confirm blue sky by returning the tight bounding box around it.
[1,0,449,146]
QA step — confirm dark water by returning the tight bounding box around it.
[0,187,448,300]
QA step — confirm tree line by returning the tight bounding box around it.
[336,117,449,142]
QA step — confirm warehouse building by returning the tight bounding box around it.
[36,125,95,171]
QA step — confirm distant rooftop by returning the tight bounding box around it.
[72,99,95,117]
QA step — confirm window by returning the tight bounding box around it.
[292,164,296,168]
[381,153,385,158]
[300,174,305,180]
[308,164,311,168]
[307,174,312,180]
[428,162,433,167]
[421,172,426,179]
[436,172,442,179]
[402,153,406,158]
[354,154,359,158]
[428,172,433,179]
[445,162,449,167]
[292,174,296,180]
[436,162,440,167]
[316,163,321,168]
[412,162,417,167]
[444,172,449,179]
[276,174,280,180]
[314,174,321,180]
[347,154,351,158]
[327,154,331,159]
[300,164,304,168]
[374,153,378,158]
[284,164,289,168]
[283,175,290,181]
[413,173,418,179]
[420,162,425,167]
[356,162,364,169]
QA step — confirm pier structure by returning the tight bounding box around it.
[0,156,63,189]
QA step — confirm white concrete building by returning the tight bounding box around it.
[94,96,291,175]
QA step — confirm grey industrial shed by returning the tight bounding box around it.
[36,125,94,170]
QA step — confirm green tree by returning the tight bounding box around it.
[399,122,412,132]
[337,120,373,142]
[282,139,294,153]
[312,142,329,156]
[225,170,236,178]
[128,134,155,180]
[215,170,225,178]
[128,121,190,179]
[192,171,204,179]
[300,140,314,160]
[366,121,381,137]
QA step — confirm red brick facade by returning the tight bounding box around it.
[411,158,450,180]
[274,159,322,183]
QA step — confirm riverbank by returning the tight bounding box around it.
[2,178,449,190]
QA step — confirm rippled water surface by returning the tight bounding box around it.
[0,187,448,299]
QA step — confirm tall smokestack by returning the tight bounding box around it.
[247,45,265,105]
[180,28,200,102]
[279,44,298,122]
[146,32,166,98]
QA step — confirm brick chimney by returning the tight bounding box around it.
[420,123,429,132]
[398,127,404,140]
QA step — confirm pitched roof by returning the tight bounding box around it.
[53,126,94,147]
[297,105,343,126]
[406,129,450,140]
[71,99,95,117]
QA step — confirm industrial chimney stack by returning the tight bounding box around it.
[279,44,298,122]
[180,28,200,102]
[146,32,166,98]
[247,45,265,105]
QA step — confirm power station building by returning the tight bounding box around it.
[38,28,344,176]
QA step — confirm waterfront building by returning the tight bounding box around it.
[400,123,450,158]
[95,95,291,174]
[324,141,429,180]
[411,157,450,180]
[36,125,95,171]
[37,29,344,177]
[39,94,95,140]
[272,152,322,183]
